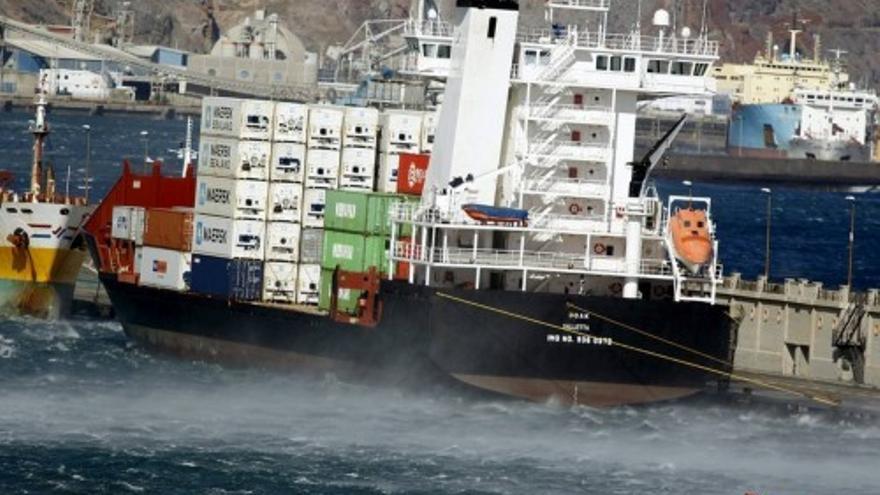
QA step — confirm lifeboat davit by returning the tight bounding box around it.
[668,207,713,274]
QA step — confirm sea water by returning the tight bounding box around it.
[1,109,879,493]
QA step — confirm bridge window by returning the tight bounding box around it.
[694,63,709,76]
[671,61,693,75]
[422,43,438,58]
[596,55,608,71]
[647,60,669,74]
[624,57,636,72]
[610,56,622,71]
[438,44,452,59]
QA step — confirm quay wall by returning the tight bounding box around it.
[719,274,880,387]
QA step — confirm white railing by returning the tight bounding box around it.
[547,0,611,9]
[403,19,454,38]
[529,142,609,162]
[527,104,614,124]
[521,177,608,197]
[516,29,719,57]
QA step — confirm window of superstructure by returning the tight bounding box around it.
[596,55,608,71]
[694,63,708,76]
[647,59,669,73]
[422,43,438,57]
[525,49,538,66]
[610,56,622,71]
[671,61,692,75]
[488,16,497,39]
[624,57,636,72]
[438,44,452,59]
[539,50,551,66]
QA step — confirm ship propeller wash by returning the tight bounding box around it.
[84,0,734,407]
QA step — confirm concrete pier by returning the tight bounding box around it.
[718,274,880,388]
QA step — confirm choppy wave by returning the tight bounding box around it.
[1,316,878,494]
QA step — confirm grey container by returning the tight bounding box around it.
[299,227,324,264]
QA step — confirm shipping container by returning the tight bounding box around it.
[421,111,438,153]
[192,214,266,260]
[111,205,145,243]
[318,268,360,313]
[190,254,264,301]
[304,149,340,189]
[201,97,274,141]
[321,230,367,272]
[263,261,298,304]
[298,227,324,264]
[367,193,418,237]
[307,105,344,150]
[143,208,194,251]
[396,153,430,196]
[273,102,308,143]
[198,136,271,181]
[321,230,390,274]
[269,142,306,183]
[379,110,422,153]
[376,152,400,193]
[301,189,326,228]
[196,176,268,221]
[323,189,369,233]
[296,263,321,305]
[139,246,191,291]
[340,147,376,180]
[343,107,379,148]
[267,182,302,223]
[265,222,301,263]
[339,176,374,192]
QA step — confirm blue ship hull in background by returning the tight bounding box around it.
[727,103,802,159]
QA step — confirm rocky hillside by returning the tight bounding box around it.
[3,0,880,84]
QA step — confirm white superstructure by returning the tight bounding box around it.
[389,0,723,304]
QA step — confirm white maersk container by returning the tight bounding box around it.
[343,107,379,148]
[296,263,321,305]
[195,176,268,221]
[139,246,192,291]
[421,111,438,153]
[273,102,308,143]
[269,142,306,183]
[265,222,301,263]
[263,261,298,303]
[376,152,400,193]
[301,189,326,228]
[111,206,145,243]
[201,97,274,141]
[267,182,303,223]
[380,110,422,153]
[304,149,340,189]
[298,227,323,264]
[307,105,344,150]
[198,136,271,181]
[192,214,266,260]
[340,147,376,191]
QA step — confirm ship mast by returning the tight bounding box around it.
[30,73,50,201]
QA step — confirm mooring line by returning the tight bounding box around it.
[436,292,841,408]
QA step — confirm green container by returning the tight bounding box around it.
[321,231,367,271]
[324,190,369,233]
[367,193,419,237]
[365,236,391,275]
[318,268,361,313]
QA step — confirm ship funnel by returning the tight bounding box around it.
[424,0,519,206]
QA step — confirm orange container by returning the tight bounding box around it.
[396,153,430,196]
[143,208,194,251]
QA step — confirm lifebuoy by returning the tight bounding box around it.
[592,243,606,255]
[615,206,626,218]
[609,282,623,294]
[568,203,582,215]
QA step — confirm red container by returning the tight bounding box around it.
[143,208,194,251]
[396,153,430,196]
[394,237,414,280]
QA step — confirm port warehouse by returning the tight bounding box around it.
[0,9,318,102]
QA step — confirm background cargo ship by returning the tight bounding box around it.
[717,21,878,161]
[0,78,92,317]
[84,0,735,407]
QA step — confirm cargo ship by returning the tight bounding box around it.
[0,77,92,317]
[83,0,734,407]
[717,20,878,161]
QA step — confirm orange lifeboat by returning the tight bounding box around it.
[668,207,713,274]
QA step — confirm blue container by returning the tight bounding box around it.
[191,254,264,301]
